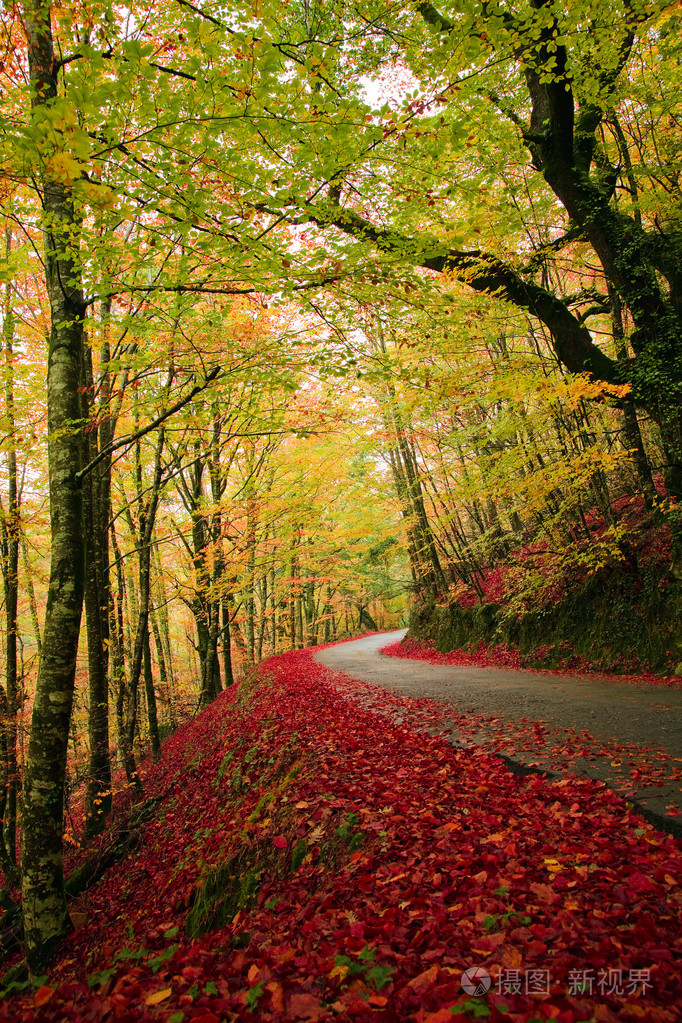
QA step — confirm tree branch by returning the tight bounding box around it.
[308,199,619,383]
[76,366,222,482]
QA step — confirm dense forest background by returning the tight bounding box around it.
[0,0,680,978]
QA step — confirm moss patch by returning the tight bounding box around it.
[410,562,680,675]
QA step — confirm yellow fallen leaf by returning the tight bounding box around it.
[145,988,172,1006]
[544,858,563,873]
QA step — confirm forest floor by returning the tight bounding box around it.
[317,632,682,837]
[1,637,682,1022]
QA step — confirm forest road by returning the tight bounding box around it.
[315,631,682,838]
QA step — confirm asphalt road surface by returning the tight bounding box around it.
[315,631,682,837]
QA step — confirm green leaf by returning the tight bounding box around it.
[366,963,395,989]
[87,967,116,988]
[244,981,265,1008]
[114,946,148,963]
[147,944,179,974]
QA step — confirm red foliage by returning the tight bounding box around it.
[3,645,681,1021]
[448,492,673,616]
[381,637,682,690]
[382,638,523,671]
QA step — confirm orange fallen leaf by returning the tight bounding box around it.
[34,986,55,1008]
[379,871,407,884]
[266,981,285,1011]
[408,965,439,994]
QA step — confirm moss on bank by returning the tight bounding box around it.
[409,562,680,675]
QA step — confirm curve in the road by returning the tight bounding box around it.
[315,631,682,838]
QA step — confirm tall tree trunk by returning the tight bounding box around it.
[21,534,42,656]
[244,494,256,665]
[256,574,268,659]
[608,285,656,507]
[0,685,12,885]
[289,553,297,650]
[1,237,19,877]
[124,427,166,788]
[110,521,129,771]
[150,607,174,729]
[305,577,317,646]
[295,553,304,650]
[222,598,234,688]
[143,629,161,761]
[81,338,112,837]
[269,566,276,655]
[323,584,333,644]
[153,549,175,702]
[82,488,111,834]
[21,0,86,975]
[82,298,116,836]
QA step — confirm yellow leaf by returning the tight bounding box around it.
[145,988,172,1006]
[544,858,563,873]
[46,152,82,183]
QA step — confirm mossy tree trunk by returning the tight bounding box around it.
[21,0,86,976]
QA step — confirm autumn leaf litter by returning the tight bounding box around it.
[4,643,681,1022]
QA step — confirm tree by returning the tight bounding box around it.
[18,0,90,974]
[267,2,680,506]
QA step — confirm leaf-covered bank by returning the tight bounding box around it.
[2,643,681,1021]
[406,520,680,677]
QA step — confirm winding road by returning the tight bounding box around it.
[315,630,682,837]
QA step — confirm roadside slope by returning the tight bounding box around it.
[316,631,682,834]
[3,642,681,1022]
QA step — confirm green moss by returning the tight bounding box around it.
[185,859,263,937]
[290,838,307,872]
[409,562,680,675]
